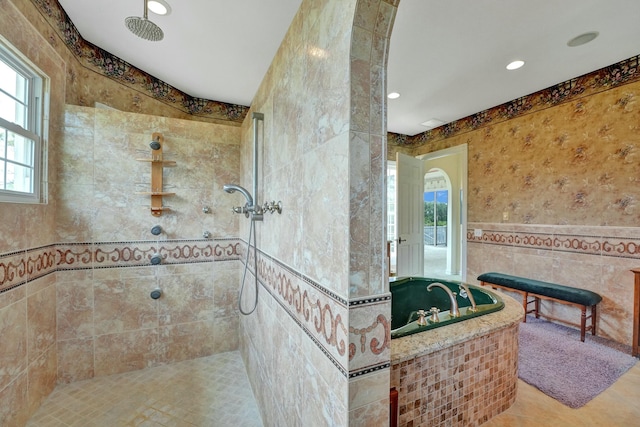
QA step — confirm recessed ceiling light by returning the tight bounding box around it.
[148,0,171,16]
[506,60,525,71]
[388,92,400,99]
[567,31,599,47]
[421,119,444,129]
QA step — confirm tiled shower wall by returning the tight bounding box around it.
[3,0,399,425]
[55,106,243,381]
[237,0,398,425]
[0,103,245,425]
[0,0,65,424]
[237,0,353,423]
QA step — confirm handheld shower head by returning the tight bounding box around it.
[223,184,253,206]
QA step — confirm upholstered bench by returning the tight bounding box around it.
[477,272,602,342]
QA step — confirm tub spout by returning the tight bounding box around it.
[427,282,460,318]
[459,283,478,312]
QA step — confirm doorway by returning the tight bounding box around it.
[391,145,467,281]
[418,145,467,281]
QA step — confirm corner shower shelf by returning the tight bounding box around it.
[136,132,176,216]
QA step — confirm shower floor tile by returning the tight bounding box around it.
[26,351,263,427]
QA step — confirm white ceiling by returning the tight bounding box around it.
[58,0,640,136]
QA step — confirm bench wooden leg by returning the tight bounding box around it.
[534,297,540,319]
[580,306,587,342]
[591,305,597,336]
[522,291,528,322]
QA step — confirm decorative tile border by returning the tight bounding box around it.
[0,239,241,293]
[0,251,28,293]
[26,245,57,282]
[348,296,391,377]
[255,250,350,376]
[245,248,391,378]
[467,225,640,260]
[2,239,392,380]
[349,363,390,379]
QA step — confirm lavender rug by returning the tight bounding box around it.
[518,316,637,408]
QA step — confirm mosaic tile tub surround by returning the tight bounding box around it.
[391,297,523,427]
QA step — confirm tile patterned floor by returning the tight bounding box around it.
[26,351,263,427]
[26,343,640,426]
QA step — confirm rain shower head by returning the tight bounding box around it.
[125,0,164,42]
[223,184,253,206]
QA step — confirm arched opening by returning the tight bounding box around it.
[423,167,458,280]
[418,145,467,280]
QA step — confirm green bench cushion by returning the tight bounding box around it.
[477,272,602,306]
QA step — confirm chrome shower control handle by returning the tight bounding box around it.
[262,201,283,214]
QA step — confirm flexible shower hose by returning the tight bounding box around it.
[238,218,258,315]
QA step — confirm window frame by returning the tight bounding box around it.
[0,37,48,204]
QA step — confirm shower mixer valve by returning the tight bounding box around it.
[231,201,282,218]
[262,201,283,214]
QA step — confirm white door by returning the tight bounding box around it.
[395,152,424,277]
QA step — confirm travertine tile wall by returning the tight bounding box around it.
[238,0,353,423]
[237,0,398,425]
[55,106,243,382]
[0,275,58,427]
[0,0,65,424]
[3,1,401,425]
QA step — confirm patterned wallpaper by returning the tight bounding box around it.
[466,82,640,226]
[393,56,640,227]
[389,55,640,147]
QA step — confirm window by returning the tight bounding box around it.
[387,161,396,274]
[387,161,396,242]
[0,39,47,203]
